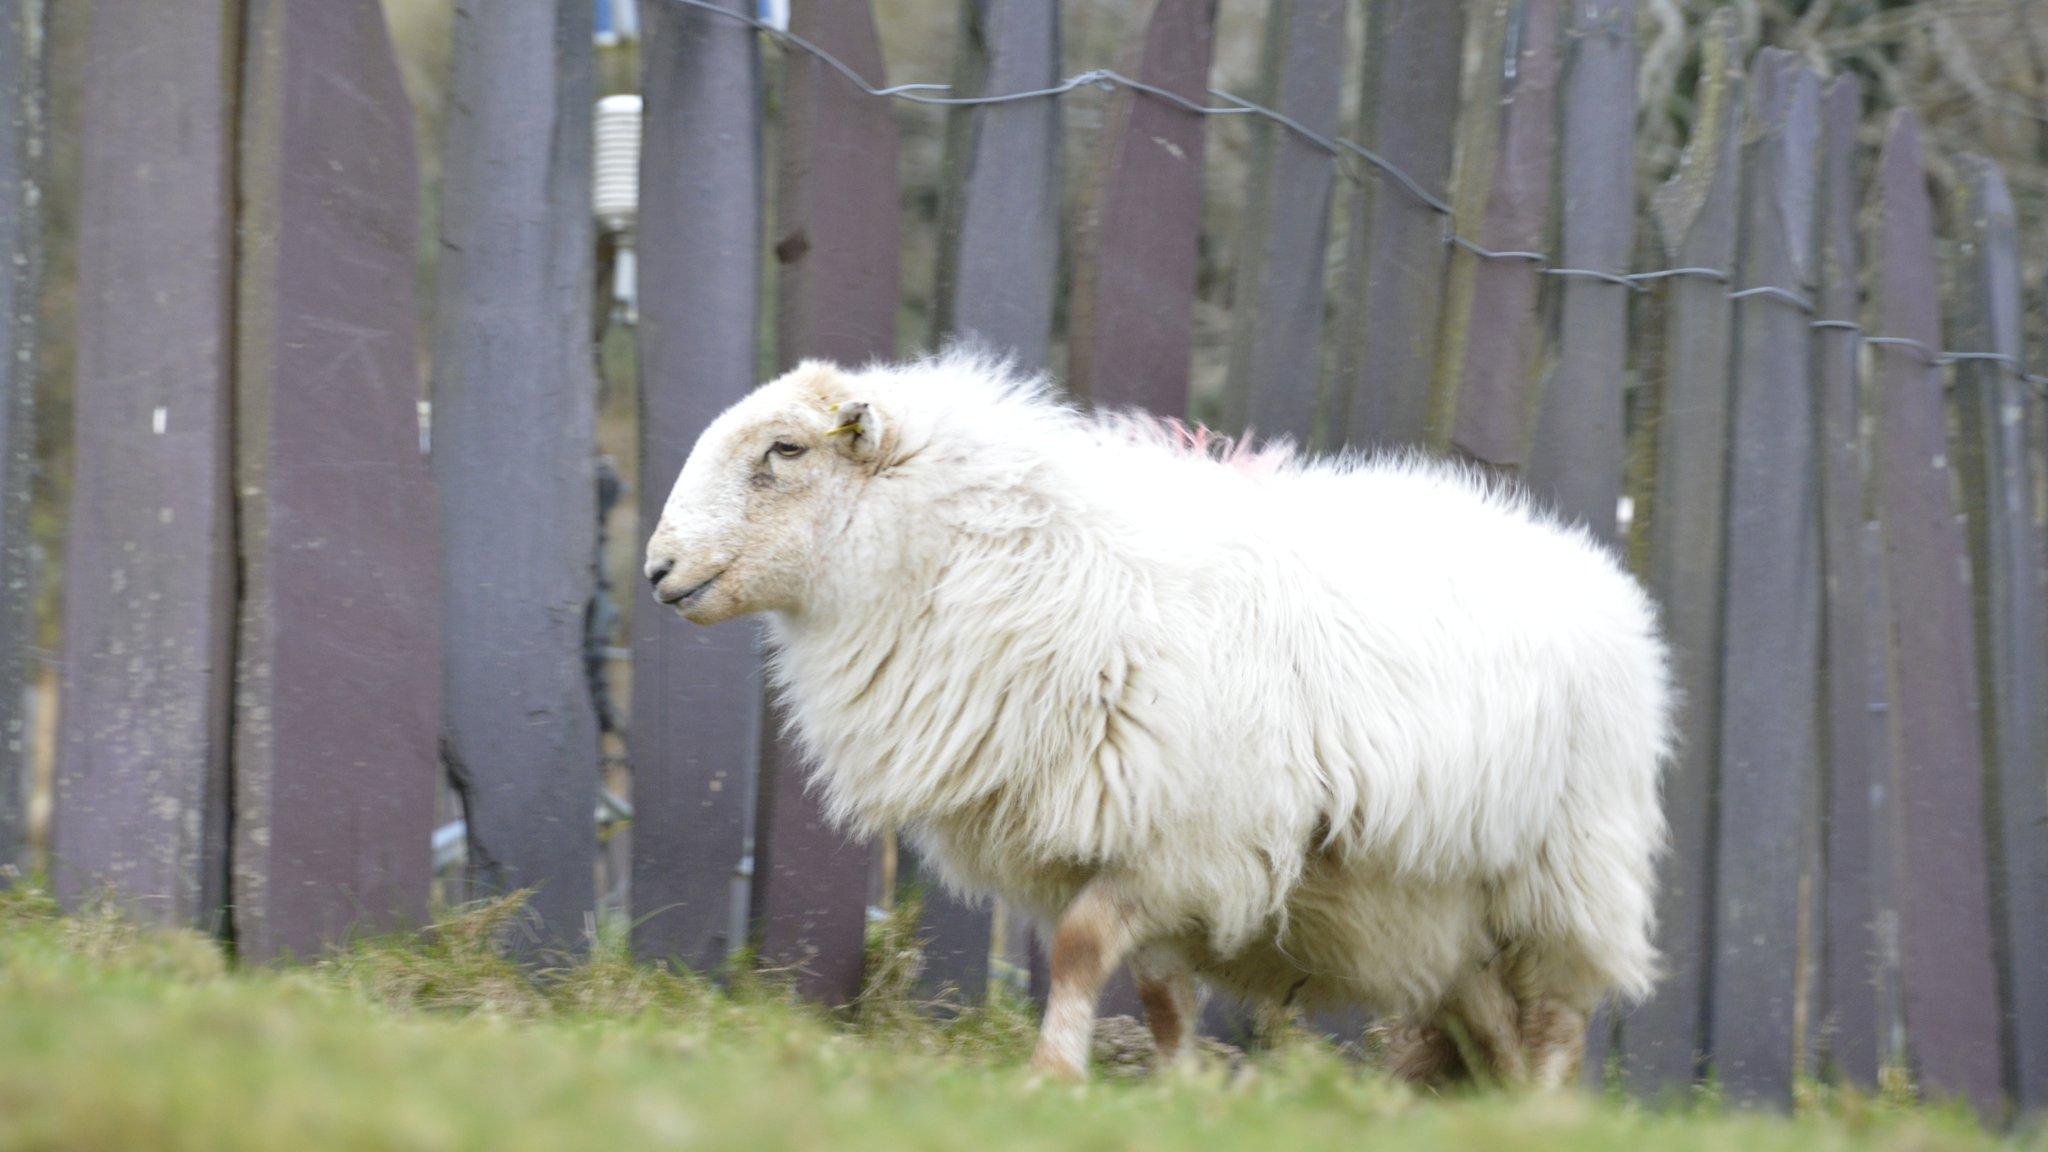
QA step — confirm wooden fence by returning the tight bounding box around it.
[2,0,2044,1117]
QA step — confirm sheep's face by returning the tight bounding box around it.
[643,361,883,625]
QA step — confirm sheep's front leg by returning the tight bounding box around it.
[1131,950,1200,1069]
[1031,883,1141,1081]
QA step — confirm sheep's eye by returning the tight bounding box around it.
[769,441,807,461]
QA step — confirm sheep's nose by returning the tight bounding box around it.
[646,558,674,587]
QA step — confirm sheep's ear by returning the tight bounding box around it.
[825,400,883,462]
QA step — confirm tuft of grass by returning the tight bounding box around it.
[0,881,2035,1152]
[851,894,1040,1061]
[319,892,544,1016]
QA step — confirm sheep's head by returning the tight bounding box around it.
[643,360,891,625]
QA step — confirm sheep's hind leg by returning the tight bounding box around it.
[1031,881,1144,1081]
[1519,994,1586,1090]
[1130,949,1201,1070]
[1379,1018,1467,1086]
[1439,965,1529,1088]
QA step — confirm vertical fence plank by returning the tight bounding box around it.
[631,0,766,976]
[1335,0,1463,451]
[1434,0,1560,470]
[230,0,438,961]
[1860,517,1908,1074]
[1867,109,2004,1113]
[1814,74,1894,1088]
[923,0,1064,1002]
[0,0,43,872]
[1709,51,1822,1106]
[1222,0,1343,442]
[432,0,601,952]
[1524,0,1635,543]
[1951,155,2048,1109]
[2032,309,2048,1109]
[762,0,898,1003]
[934,0,1060,368]
[896,848,988,1005]
[1623,16,1742,1096]
[53,0,237,931]
[1066,0,1215,417]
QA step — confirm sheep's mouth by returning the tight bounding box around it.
[660,570,723,610]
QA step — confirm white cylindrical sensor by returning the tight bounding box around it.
[593,94,643,237]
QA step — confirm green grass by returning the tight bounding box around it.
[0,883,2035,1152]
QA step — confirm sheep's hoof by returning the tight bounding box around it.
[1153,1050,1205,1082]
[1026,1049,1089,1085]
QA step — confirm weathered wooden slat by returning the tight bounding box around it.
[1860,518,1909,1076]
[759,0,897,1004]
[1434,0,1560,469]
[53,0,237,931]
[230,0,438,961]
[2032,338,2048,1108]
[896,847,990,1005]
[1335,0,1464,451]
[630,0,766,977]
[432,0,601,952]
[0,0,44,873]
[1950,155,2048,1110]
[1623,15,1742,1097]
[1523,0,1635,543]
[752,722,872,1003]
[933,0,1061,369]
[919,0,1064,1001]
[774,0,898,370]
[1867,109,2004,1113]
[1066,0,1215,418]
[1335,0,1466,448]
[1222,0,1344,442]
[1813,74,1894,1088]
[1709,51,1823,1107]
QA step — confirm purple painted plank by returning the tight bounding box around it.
[1524,0,1635,544]
[230,0,438,961]
[774,0,898,370]
[53,0,236,931]
[752,723,870,1003]
[1951,155,2048,1109]
[759,0,898,1005]
[1438,0,1559,469]
[1336,0,1464,451]
[1867,109,2004,1113]
[1224,0,1343,443]
[2031,349,2048,1107]
[919,0,1064,1001]
[1623,15,1742,1097]
[0,0,43,872]
[934,0,1061,370]
[1860,519,1908,1076]
[897,845,989,1005]
[1709,51,1822,1107]
[433,0,601,952]
[1814,74,1895,1088]
[631,0,766,976]
[1066,0,1215,418]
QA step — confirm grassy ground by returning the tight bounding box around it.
[0,885,2033,1152]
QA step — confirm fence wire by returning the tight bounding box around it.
[661,0,2048,399]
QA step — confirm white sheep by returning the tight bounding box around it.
[644,352,1671,1087]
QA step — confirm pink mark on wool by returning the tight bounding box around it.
[1101,411,1297,476]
